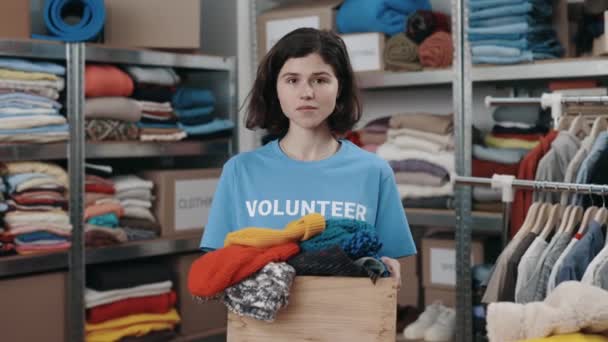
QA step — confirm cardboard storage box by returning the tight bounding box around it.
[227,276,397,342]
[400,255,417,276]
[422,235,484,290]
[341,32,386,72]
[257,0,342,60]
[399,274,419,307]
[172,253,227,337]
[424,286,455,308]
[0,2,30,39]
[104,0,201,49]
[141,168,221,237]
[0,272,66,341]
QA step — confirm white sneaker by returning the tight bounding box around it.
[424,306,456,342]
[403,302,442,340]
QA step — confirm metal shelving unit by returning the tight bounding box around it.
[0,235,201,279]
[357,69,453,89]
[405,208,502,235]
[0,38,237,342]
[472,57,608,82]
[0,138,232,161]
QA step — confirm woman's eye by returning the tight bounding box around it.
[287,78,297,84]
[314,78,328,84]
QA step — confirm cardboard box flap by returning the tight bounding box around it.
[260,0,343,19]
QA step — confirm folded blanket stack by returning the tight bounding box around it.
[172,87,234,139]
[472,105,549,211]
[85,65,139,141]
[123,66,187,142]
[85,261,180,341]
[2,162,71,255]
[0,58,68,143]
[113,175,159,241]
[468,0,563,64]
[376,113,455,208]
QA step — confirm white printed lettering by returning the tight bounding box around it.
[273,199,285,215]
[301,200,315,215]
[246,200,257,217]
[285,200,299,215]
[331,201,344,217]
[344,202,356,219]
[356,204,366,221]
[259,200,272,216]
[317,200,330,216]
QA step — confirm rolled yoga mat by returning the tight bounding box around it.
[32,0,105,42]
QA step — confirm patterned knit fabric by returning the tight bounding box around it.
[86,119,139,141]
[223,262,295,322]
[299,219,382,259]
[288,245,369,277]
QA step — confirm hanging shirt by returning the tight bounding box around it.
[573,131,608,205]
[555,220,605,285]
[533,131,580,203]
[199,139,416,258]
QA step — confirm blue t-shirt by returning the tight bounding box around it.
[200,139,416,258]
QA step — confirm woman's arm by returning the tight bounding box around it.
[381,256,402,290]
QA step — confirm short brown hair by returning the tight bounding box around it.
[245,28,362,136]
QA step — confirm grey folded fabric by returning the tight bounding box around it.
[473,145,528,164]
[492,105,541,125]
[85,97,142,122]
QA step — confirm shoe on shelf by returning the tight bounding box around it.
[424,306,456,342]
[402,301,443,340]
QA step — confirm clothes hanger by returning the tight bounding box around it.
[588,116,608,141]
[568,114,591,139]
[555,204,573,234]
[557,116,570,131]
[513,201,541,240]
[577,188,599,236]
[563,186,585,236]
[529,201,551,235]
[593,187,608,225]
[539,203,563,240]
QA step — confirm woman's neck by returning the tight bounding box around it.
[279,126,339,161]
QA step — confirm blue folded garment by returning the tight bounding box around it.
[468,26,556,41]
[0,124,69,135]
[469,2,552,20]
[178,119,234,136]
[469,0,549,11]
[469,15,541,28]
[175,106,215,126]
[87,213,119,228]
[6,173,53,193]
[0,112,61,118]
[469,22,552,35]
[472,45,523,57]
[0,202,7,213]
[472,51,557,64]
[337,0,431,35]
[0,57,65,75]
[0,93,63,107]
[172,88,215,109]
[16,231,68,243]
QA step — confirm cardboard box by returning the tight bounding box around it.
[341,32,386,72]
[422,235,484,290]
[141,168,221,237]
[424,286,455,308]
[0,2,30,39]
[0,272,66,341]
[399,274,419,307]
[172,253,227,337]
[104,0,201,49]
[227,276,397,342]
[257,0,342,60]
[593,11,608,56]
[400,255,417,276]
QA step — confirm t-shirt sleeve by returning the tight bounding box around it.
[199,159,237,250]
[375,171,417,258]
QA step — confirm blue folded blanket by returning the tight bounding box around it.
[136,122,179,130]
[0,124,69,135]
[0,57,65,75]
[469,2,552,20]
[16,231,68,243]
[337,0,431,36]
[88,213,119,228]
[469,26,556,41]
[172,87,215,109]
[472,51,556,64]
[469,0,549,11]
[175,106,215,126]
[469,15,542,28]
[178,119,234,136]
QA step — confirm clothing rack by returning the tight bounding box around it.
[484,94,608,127]
[454,175,608,247]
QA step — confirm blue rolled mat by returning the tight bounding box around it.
[32,0,105,42]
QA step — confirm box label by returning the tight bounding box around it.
[430,247,456,286]
[341,33,382,72]
[266,16,320,52]
[174,179,219,231]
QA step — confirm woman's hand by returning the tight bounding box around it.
[381,256,401,290]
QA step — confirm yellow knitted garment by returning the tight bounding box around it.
[224,213,326,248]
[86,323,174,342]
[85,309,180,333]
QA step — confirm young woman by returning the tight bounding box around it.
[200,28,416,287]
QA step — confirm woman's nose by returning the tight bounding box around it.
[299,83,314,99]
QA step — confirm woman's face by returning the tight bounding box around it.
[276,53,339,132]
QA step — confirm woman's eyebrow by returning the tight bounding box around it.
[280,72,299,78]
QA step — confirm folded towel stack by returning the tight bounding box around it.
[113,175,159,240]
[468,0,563,64]
[2,162,71,255]
[0,58,68,143]
[172,86,234,139]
